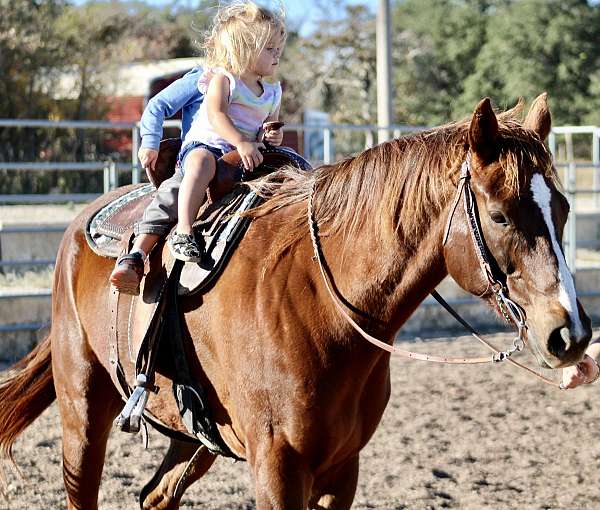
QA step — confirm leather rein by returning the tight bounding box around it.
[307,152,561,387]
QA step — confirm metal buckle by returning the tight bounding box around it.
[495,287,526,328]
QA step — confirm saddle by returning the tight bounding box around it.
[148,137,310,199]
[87,138,311,259]
[85,140,311,457]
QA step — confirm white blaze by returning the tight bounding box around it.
[530,173,583,338]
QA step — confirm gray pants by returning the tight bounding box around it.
[134,171,182,237]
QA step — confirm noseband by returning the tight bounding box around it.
[307,152,560,387]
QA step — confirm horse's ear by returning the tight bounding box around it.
[523,92,552,141]
[468,97,499,163]
[503,97,525,120]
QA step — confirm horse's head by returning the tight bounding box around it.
[444,94,591,369]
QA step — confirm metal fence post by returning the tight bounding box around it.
[594,128,600,208]
[103,161,110,193]
[565,132,574,164]
[566,161,577,274]
[109,160,118,190]
[548,132,556,161]
[365,130,374,149]
[323,128,332,164]
[132,125,140,184]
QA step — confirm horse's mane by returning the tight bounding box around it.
[247,104,556,261]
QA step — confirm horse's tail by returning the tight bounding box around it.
[0,335,55,464]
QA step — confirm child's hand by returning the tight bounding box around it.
[561,354,600,389]
[264,128,283,146]
[138,147,159,178]
[237,141,265,171]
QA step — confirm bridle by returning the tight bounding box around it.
[441,153,527,356]
[307,152,561,387]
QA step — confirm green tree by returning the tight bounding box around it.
[457,0,600,124]
[54,4,131,121]
[391,0,488,125]
[583,69,600,125]
[293,2,377,124]
[0,0,66,120]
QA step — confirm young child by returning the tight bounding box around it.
[110,1,285,294]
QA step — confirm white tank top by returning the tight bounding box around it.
[183,67,282,152]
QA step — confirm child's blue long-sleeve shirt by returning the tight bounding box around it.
[139,66,204,150]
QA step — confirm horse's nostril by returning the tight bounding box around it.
[548,327,570,358]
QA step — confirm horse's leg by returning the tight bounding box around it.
[54,332,122,510]
[140,440,216,510]
[252,440,313,510]
[308,456,359,510]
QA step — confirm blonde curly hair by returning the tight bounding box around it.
[203,1,286,76]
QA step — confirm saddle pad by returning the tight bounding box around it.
[178,188,262,295]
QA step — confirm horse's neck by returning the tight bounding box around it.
[323,208,448,336]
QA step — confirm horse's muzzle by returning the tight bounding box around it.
[544,313,592,368]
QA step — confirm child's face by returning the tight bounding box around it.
[253,40,283,77]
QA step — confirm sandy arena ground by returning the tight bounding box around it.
[2,333,600,510]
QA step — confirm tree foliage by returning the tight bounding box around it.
[456,0,600,124]
[392,0,488,124]
[289,0,600,126]
[297,2,377,124]
[0,0,210,193]
[0,0,67,120]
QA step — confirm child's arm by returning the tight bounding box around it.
[206,73,264,171]
[139,68,203,170]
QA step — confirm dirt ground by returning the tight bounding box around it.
[2,333,600,510]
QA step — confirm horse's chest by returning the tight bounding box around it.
[250,362,391,461]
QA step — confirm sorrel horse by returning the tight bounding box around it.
[0,94,592,509]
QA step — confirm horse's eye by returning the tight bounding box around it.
[489,210,508,226]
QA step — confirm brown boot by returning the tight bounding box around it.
[109,252,145,295]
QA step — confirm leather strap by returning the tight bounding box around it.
[167,261,243,459]
[109,286,131,396]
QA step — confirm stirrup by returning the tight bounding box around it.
[115,374,157,433]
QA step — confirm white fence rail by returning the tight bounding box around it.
[1,119,600,334]
[0,118,429,203]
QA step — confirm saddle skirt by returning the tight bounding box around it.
[87,183,155,258]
